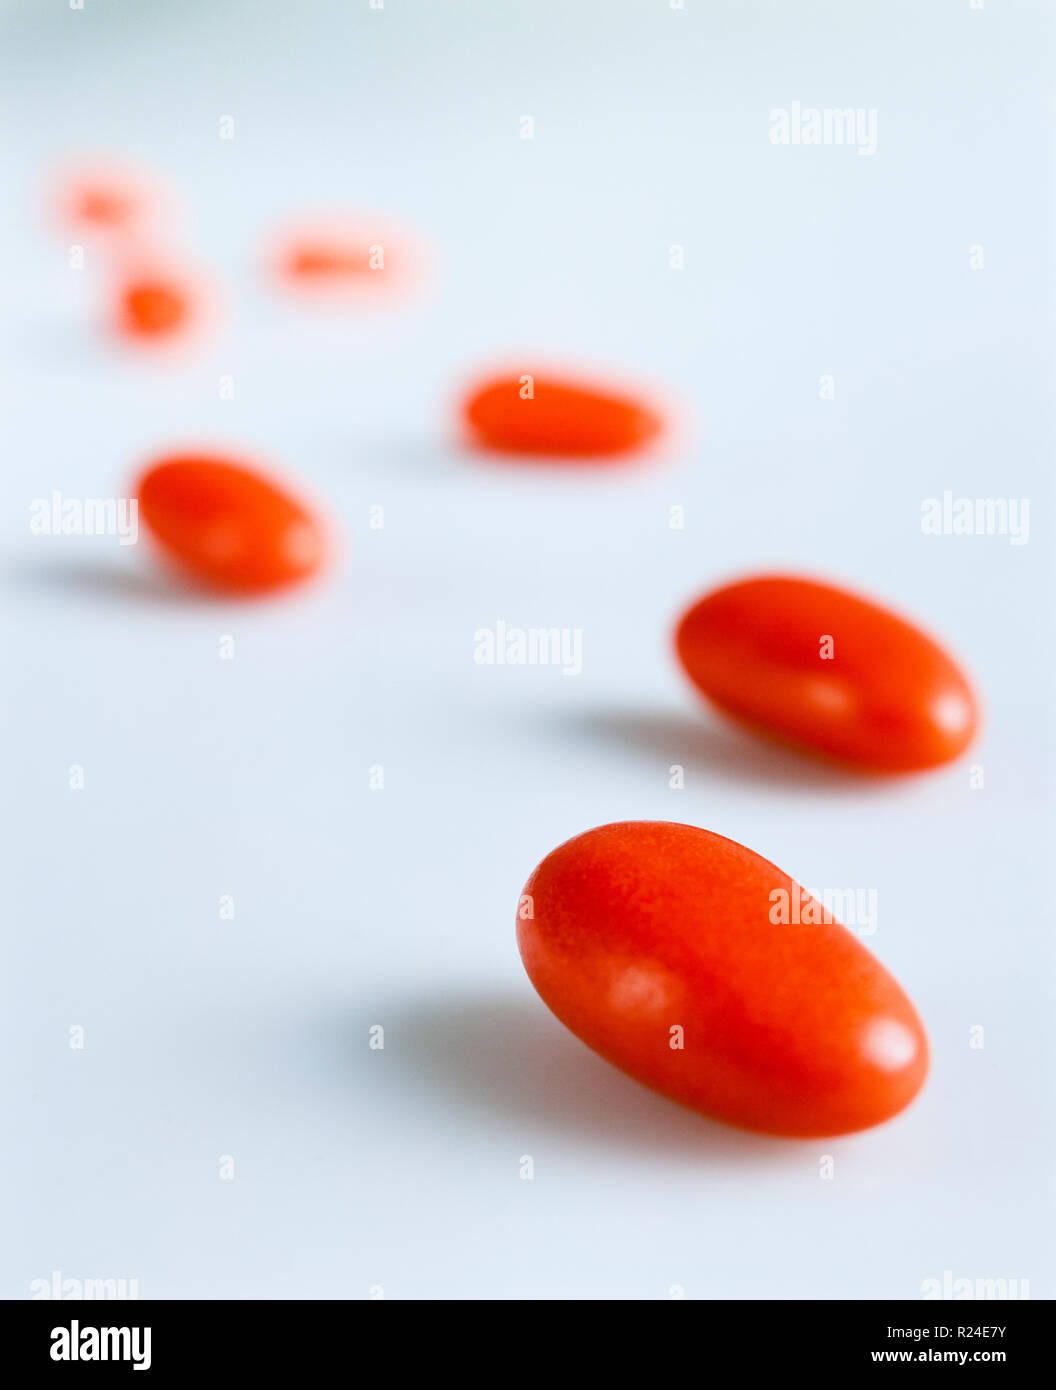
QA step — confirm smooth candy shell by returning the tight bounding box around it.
[676,574,978,772]
[463,374,663,458]
[517,821,929,1138]
[135,455,326,594]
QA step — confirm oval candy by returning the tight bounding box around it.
[135,454,327,594]
[518,821,929,1137]
[463,372,664,459]
[675,574,978,772]
[117,277,193,339]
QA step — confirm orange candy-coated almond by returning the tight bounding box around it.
[518,821,929,1137]
[464,374,664,458]
[676,575,978,772]
[55,161,165,235]
[287,245,370,277]
[74,184,141,228]
[118,278,192,338]
[272,216,425,302]
[135,455,326,594]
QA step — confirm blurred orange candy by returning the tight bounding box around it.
[74,184,140,228]
[108,257,218,349]
[271,215,425,302]
[54,159,170,236]
[463,372,665,459]
[135,454,328,595]
[286,244,372,278]
[118,277,193,338]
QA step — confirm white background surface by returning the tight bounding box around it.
[2,0,1053,1299]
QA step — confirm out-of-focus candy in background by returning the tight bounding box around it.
[461,368,669,463]
[268,213,429,305]
[51,156,176,240]
[117,275,191,338]
[134,451,330,595]
[49,155,221,353]
[107,254,219,351]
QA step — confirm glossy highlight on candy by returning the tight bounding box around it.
[675,574,979,772]
[517,821,929,1137]
[135,453,327,594]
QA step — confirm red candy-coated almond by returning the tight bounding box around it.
[676,574,978,772]
[518,821,929,1137]
[135,454,326,594]
[463,373,664,458]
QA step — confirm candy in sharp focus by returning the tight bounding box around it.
[675,574,979,772]
[517,820,929,1138]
